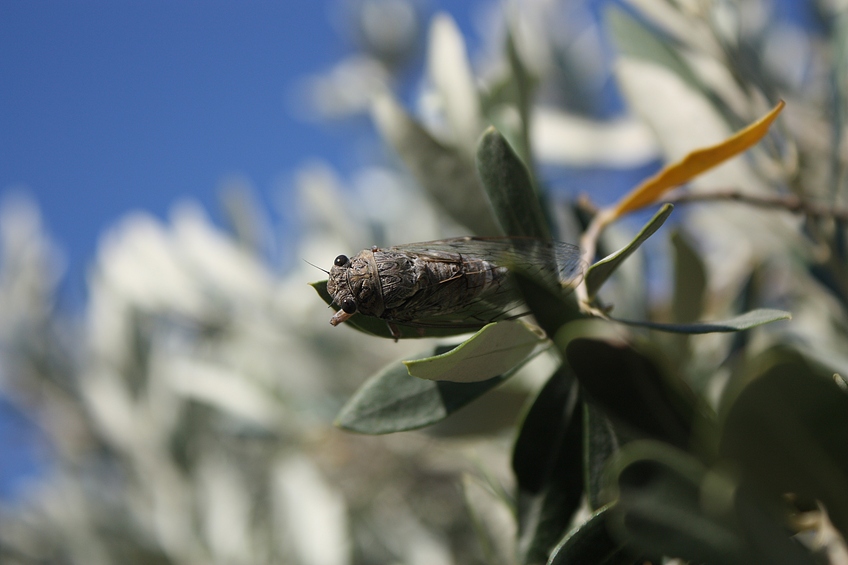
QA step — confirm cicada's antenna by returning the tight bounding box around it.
[303,259,330,275]
[303,260,335,309]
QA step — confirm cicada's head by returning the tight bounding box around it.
[327,250,384,326]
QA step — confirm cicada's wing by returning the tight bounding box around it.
[390,236,584,286]
[382,236,584,329]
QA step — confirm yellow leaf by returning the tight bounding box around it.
[613,100,785,217]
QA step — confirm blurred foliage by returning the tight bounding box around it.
[2,1,848,564]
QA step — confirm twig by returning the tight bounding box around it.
[575,207,615,313]
[574,187,848,314]
[662,189,848,221]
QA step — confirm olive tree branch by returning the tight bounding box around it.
[574,187,848,315]
[662,189,848,221]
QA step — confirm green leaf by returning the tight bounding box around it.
[605,441,747,565]
[584,401,620,510]
[476,127,551,239]
[512,367,584,564]
[604,441,816,565]
[428,13,484,156]
[505,28,534,162]
[585,204,673,300]
[462,474,518,565]
[513,367,579,492]
[336,346,509,434]
[611,308,791,334]
[720,347,848,538]
[480,29,537,175]
[605,7,702,97]
[671,230,707,325]
[404,320,545,382]
[563,337,702,452]
[665,230,708,372]
[371,92,502,236]
[547,505,636,565]
[310,281,480,339]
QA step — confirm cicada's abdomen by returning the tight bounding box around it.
[379,251,512,323]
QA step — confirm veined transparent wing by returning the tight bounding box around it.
[381,236,584,328]
[388,236,583,286]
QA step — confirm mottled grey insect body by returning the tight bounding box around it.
[326,236,582,339]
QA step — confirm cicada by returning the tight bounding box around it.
[326,236,583,339]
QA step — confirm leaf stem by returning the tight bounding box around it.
[576,207,616,316]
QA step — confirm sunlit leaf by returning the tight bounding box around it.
[404,320,545,383]
[612,101,785,216]
[428,12,484,154]
[336,346,524,434]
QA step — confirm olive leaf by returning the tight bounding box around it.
[585,204,674,300]
[512,367,584,564]
[609,101,785,217]
[336,345,523,434]
[604,441,817,565]
[605,6,702,93]
[611,308,791,334]
[547,504,636,565]
[476,127,552,240]
[404,320,545,383]
[371,92,502,236]
[719,347,848,539]
[563,337,705,452]
[482,29,537,175]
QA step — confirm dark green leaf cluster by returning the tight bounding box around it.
[313,101,826,565]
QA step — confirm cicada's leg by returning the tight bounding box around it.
[387,321,402,342]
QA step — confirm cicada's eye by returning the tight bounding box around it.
[334,255,349,267]
[341,298,357,314]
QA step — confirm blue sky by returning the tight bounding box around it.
[0,0,485,498]
[0,0,483,298]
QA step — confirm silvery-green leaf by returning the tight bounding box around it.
[531,108,659,168]
[404,320,545,383]
[613,308,791,334]
[336,346,511,434]
[585,204,673,300]
[476,127,552,239]
[428,12,484,155]
[272,456,349,565]
[371,92,502,236]
[606,7,701,92]
[462,474,517,565]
